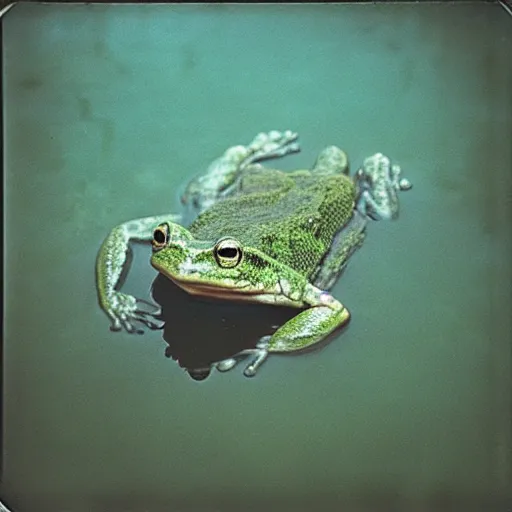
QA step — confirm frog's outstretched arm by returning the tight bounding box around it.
[96,214,180,333]
[217,285,350,377]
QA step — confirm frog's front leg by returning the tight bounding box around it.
[217,285,350,377]
[96,214,180,333]
[181,130,300,212]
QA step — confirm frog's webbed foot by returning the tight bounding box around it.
[355,154,413,221]
[356,189,396,221]
[245,130,300,166]
[104,292,163,334]
[216,336,271,378]
[391,163,413,192]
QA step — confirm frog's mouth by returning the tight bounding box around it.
[151,256,304,307]
[177,280,250,298]
[169,276,302,308]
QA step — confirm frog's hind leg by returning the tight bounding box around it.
[217,286,351,377]
[181,130,300,212]
[312,210,368,291]
[312,146,349,175]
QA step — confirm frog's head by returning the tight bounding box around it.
[150,222,305,307]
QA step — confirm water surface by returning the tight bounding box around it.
[2,3,512,511]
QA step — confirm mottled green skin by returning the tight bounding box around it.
[186,168,356,279]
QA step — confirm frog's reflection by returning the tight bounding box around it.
[151,273,298,381]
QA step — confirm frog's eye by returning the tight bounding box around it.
[152,224,169,249]
[214,238,243,268]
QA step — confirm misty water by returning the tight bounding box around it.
[2,3,512,511]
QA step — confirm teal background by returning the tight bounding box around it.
[2,3,512,511]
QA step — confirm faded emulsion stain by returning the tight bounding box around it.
[18,76,43,91]
[470,24,512,239]
[429,5,512,238]
[76,96,115,158]
[93,39,107,59]
[92,37,131,76]
[180,42,199,75]
[352,5,417,96]
[12,123,65,178]
[77,96,93,121]
[399,55,416,96]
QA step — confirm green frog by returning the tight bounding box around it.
[96,130,409,377]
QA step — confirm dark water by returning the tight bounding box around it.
[2,3,512,511]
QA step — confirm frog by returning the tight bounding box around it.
[96,130,308,334]
[96,130,410,377]
[354,152,412,221]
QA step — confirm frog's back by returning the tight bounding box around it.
[189,169,355,278]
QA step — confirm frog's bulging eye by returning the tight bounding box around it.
[214,238,243,268]
[152,224,169,249]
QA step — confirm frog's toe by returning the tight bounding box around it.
[108,317,123,332]
[250,130,295,148]
[250,141,300,164]
[243,365,257,378]
[248,130,300,161]
[125,321,144,335]
[106,293,164,334]
[216,358,238,372]
[266,129,298,149]
[106,307,127,332]
[134,314,165,331]
[399,177,413,191]
[113,313,140,334]
[120,314,161,334]
[267,130,283,141]
[129,307,164,331]
[390,164,413,192]
[243,350,268,377]
[216,336,271,376]
[243,341,270,377]
[268,129,298,143]
[134,298,162,316]
[132,298,164,329]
